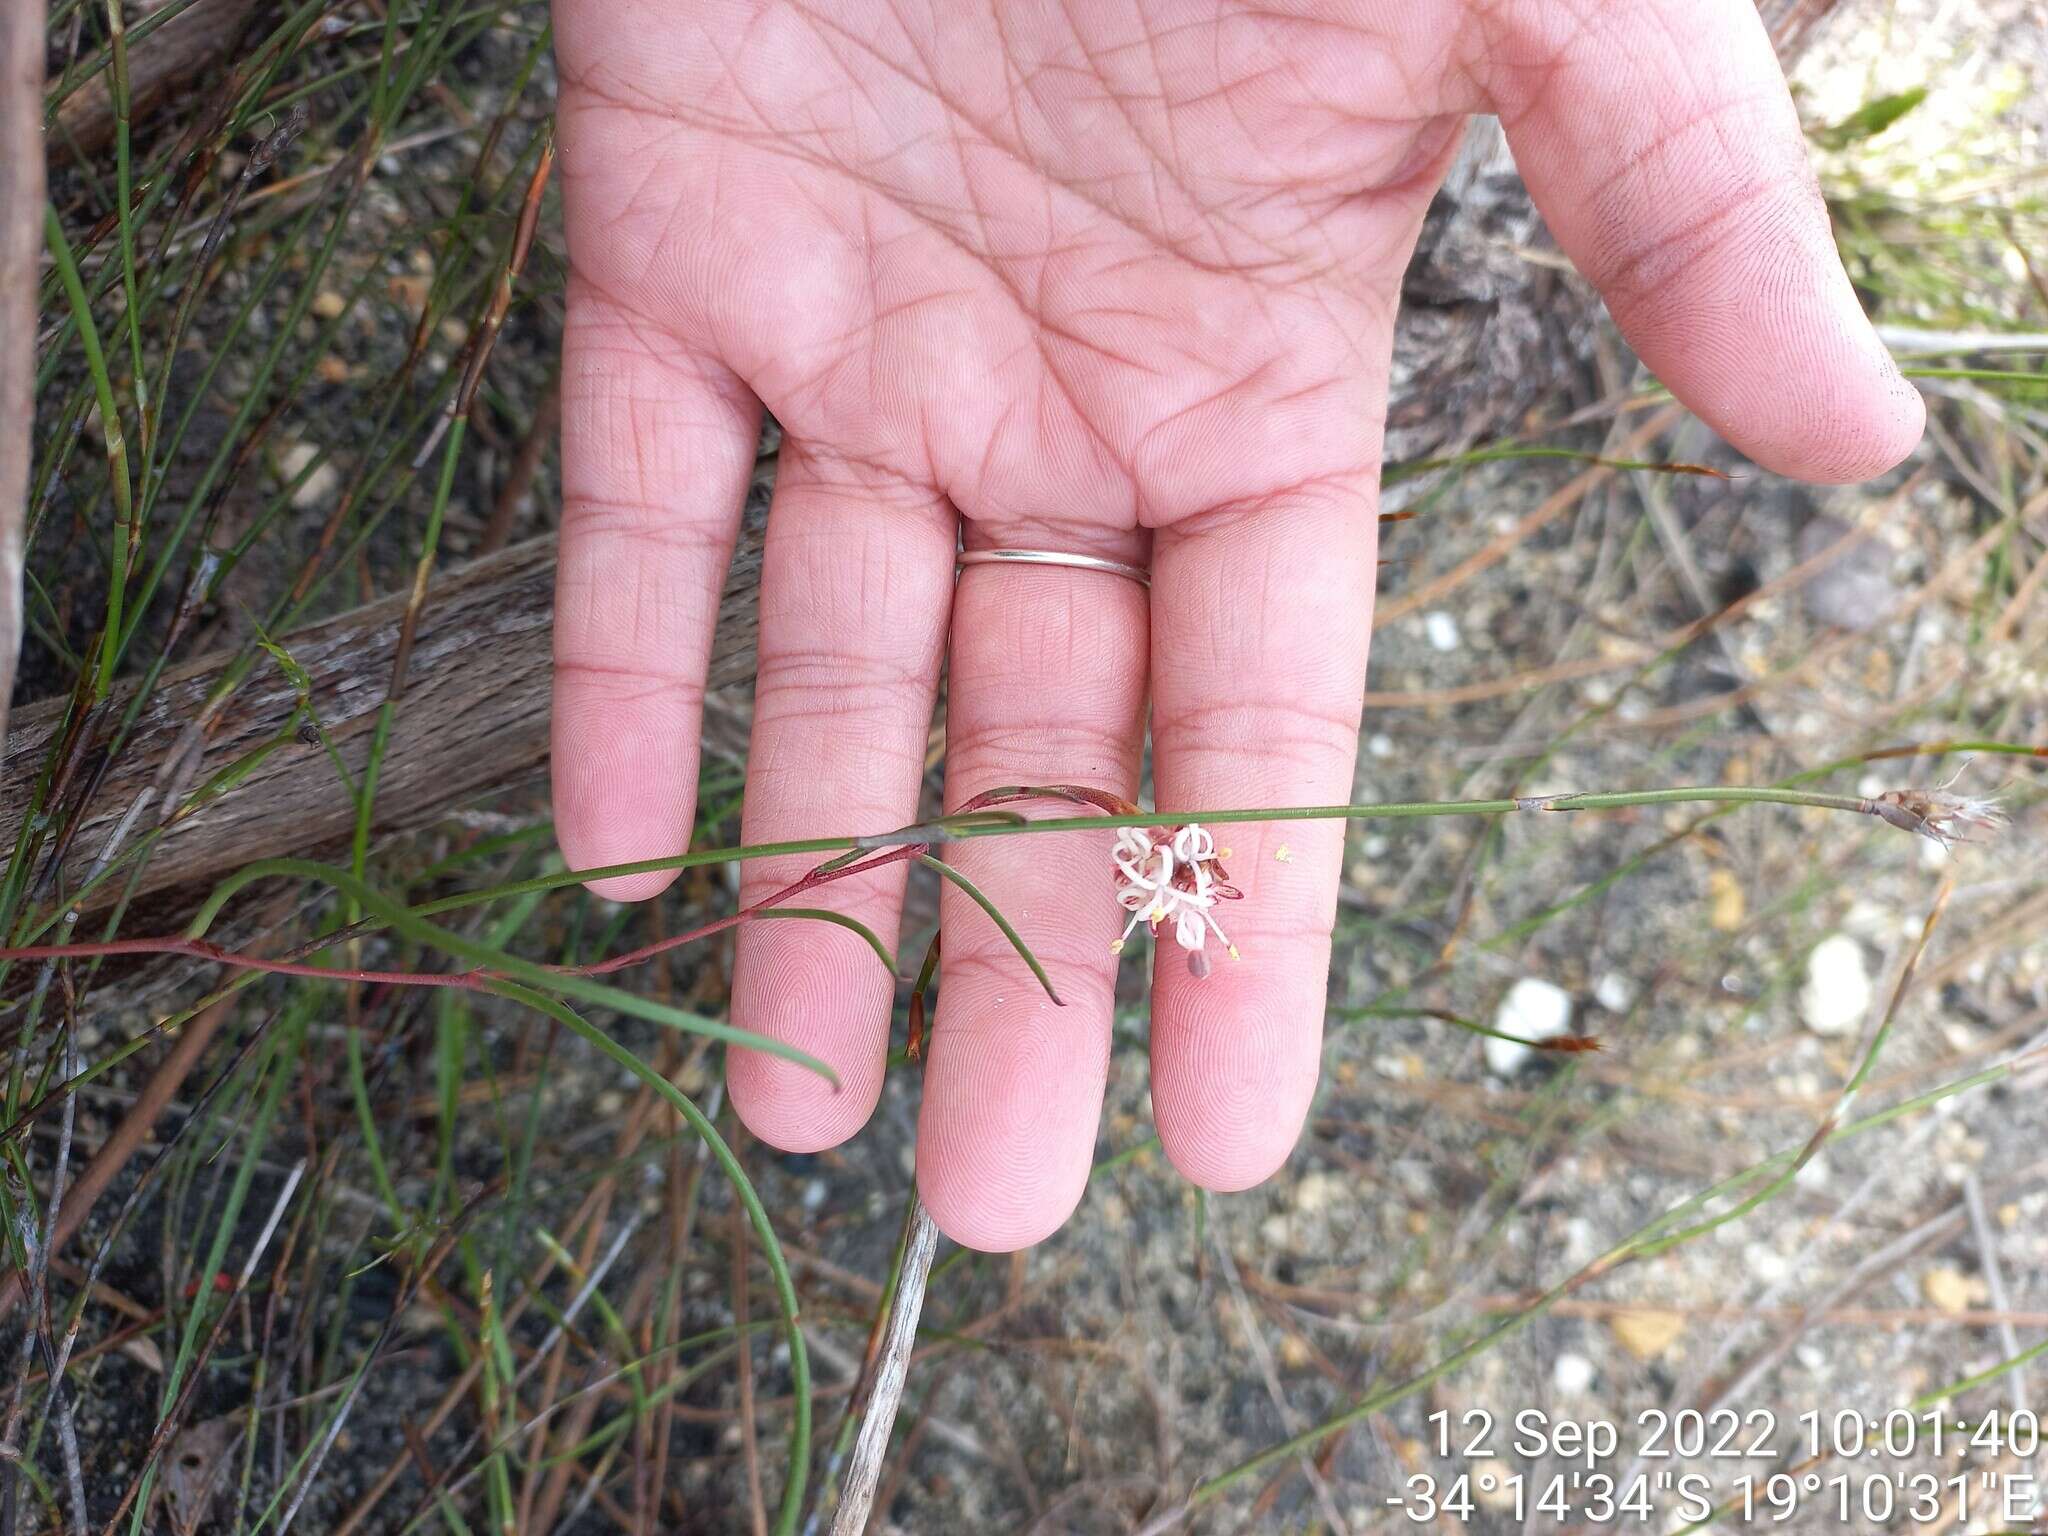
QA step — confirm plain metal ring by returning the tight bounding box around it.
[955,547,1150,588]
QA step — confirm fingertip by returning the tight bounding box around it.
[1678,277,1926,485]
[580,867,681,904]
[914,990,1105,1255]
[549,723,694,903]
[728,1046,881,1154]
[1489,0,1924,491]
[1157,1117,1301,1194]
[726,918,896,1152]
[1149,921,1326,1194]
[1151,1005,1318,1194]
[916,1146,1082,1254]
[1738,355,1925,485]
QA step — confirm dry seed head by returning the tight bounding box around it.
[1868,762,2008,850]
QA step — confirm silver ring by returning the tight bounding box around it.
[956,548,1150,587]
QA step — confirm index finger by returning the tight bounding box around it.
[551,285,759,900]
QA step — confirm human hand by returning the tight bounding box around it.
[548,0,1922,1250]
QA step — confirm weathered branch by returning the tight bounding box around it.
[51,0,261,158]
[0,530,761,910]
[0,0,44,756]
[830,1200,941,1536]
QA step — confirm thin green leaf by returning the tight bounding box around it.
[915,853,1062,1006]
[1815,86,1928,151]
[184,858,841,1085]
[751,907,898,977]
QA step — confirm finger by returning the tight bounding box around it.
[916,534,1150,1252]
[726,453,955,1152]
[552,283,759,900]
[1490,0,1923,482]
[1148,485,1374,1191]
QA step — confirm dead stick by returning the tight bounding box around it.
[0,0,42,757]
[52,0,262,159]
[0,527,764,911]
[829,1200,940,1536]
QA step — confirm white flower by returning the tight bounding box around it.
[1107,822,1241,972]
[1171,824,1215,865]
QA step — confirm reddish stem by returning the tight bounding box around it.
[0,845,927,991]
[562,844,921,979]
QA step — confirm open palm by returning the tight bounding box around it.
[549,0,1922,1250]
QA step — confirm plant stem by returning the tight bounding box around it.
[41,204,130,698]
[393,784,1887,914]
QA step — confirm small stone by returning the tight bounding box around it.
[277,439,339,509]
[1797,515,1899,632]
[1922,1266,1983,1316]
[1423,610,1461,652]
[1474,1476,1517,1511]
[1563,1216,1598,1265]
[387,271,432,313]
[1744,1243,1790,1284]
[1552,1352,1596,1395]
[1278,1333,1313,1370]
[310,288,346,319]
[1294,1170,1344,1214]
[1610,1307,1686,1362]
[1800,934,1872,1037]
[1593,972,1636,1013]
[1485,977,1574,1074]
[1367,733,1394,758]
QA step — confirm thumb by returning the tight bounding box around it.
[1490,0,1922,483]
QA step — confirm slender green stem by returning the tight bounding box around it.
[104,0,149,477]
[42,204,132,696]
[751,908,898,976]
[1900,365,2045,383]
[1912,1333,2048,1410]
[386,784,1885,924]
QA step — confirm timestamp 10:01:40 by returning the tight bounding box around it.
[1428,1406,2043,1464]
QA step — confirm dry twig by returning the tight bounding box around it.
[829,1200,941,1536]
[0,0,42,754]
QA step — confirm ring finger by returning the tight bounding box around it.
[915,525,1150,1252]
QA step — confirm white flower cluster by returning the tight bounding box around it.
[1110,823,1239,961]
